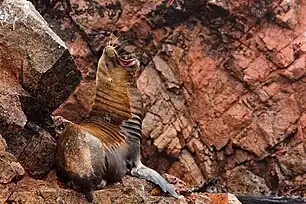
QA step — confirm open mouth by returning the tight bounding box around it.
[104,44,140,74]
[118,57,139,70]
[118,56,140,78]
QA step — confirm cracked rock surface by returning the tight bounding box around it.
[40,0,306,197]
[0,0,305,202]
[0,0,241,203]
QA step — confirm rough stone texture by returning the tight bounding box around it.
[31,0,306,198]
[0,172,239,204]
[0,134,7,154]
[4,121,58,180]
[0,152,24,184]
[0,0,81,123]
[16,122,56,179]
[0,183,16,203]
[0,0,79,186]
[0,134,24,185]
[225,166,271,195]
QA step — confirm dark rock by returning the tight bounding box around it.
[0,0,78,181]
[17,122,56,179]
[4,122,56,179]
[21,49,81,122]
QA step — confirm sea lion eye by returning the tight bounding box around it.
[57,124,65,131]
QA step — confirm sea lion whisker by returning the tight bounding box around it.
[117,51,132,59]
[107,32,117,46]
[116,47,126,55]
[107,33,113,46]
[114,40,128,50]
[112,34,122,47]
[120,53,134,59]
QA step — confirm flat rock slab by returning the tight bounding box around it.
[237,195,306,204]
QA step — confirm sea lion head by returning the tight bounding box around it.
[97,43,141,85]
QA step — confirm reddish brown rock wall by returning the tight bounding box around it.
[35,0,306,196]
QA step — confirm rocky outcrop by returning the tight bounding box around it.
[0,0,80,180]
[33,0,306,197]
[0,0,304,202]
[1,171,241,204]
[0,0,81,123]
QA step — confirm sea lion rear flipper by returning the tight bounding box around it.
[131,163,179,198]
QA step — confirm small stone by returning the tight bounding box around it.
[17,122,56,179]
[0,152,24,184]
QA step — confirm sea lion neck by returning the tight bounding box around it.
[87,45,138,125]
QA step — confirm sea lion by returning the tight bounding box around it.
[56,39,179,201]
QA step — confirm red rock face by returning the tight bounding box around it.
[37,0,306,196]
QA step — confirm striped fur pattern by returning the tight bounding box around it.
[87,44,144,148]
[56,38,179,201]
[81,117,127,150]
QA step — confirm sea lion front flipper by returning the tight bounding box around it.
[131,163,179,198]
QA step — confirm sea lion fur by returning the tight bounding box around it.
[56,38,179,201]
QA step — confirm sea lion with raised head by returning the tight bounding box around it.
[55,38,179,201]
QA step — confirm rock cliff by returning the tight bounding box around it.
[43,0,305,196]
[0,0,305,203]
